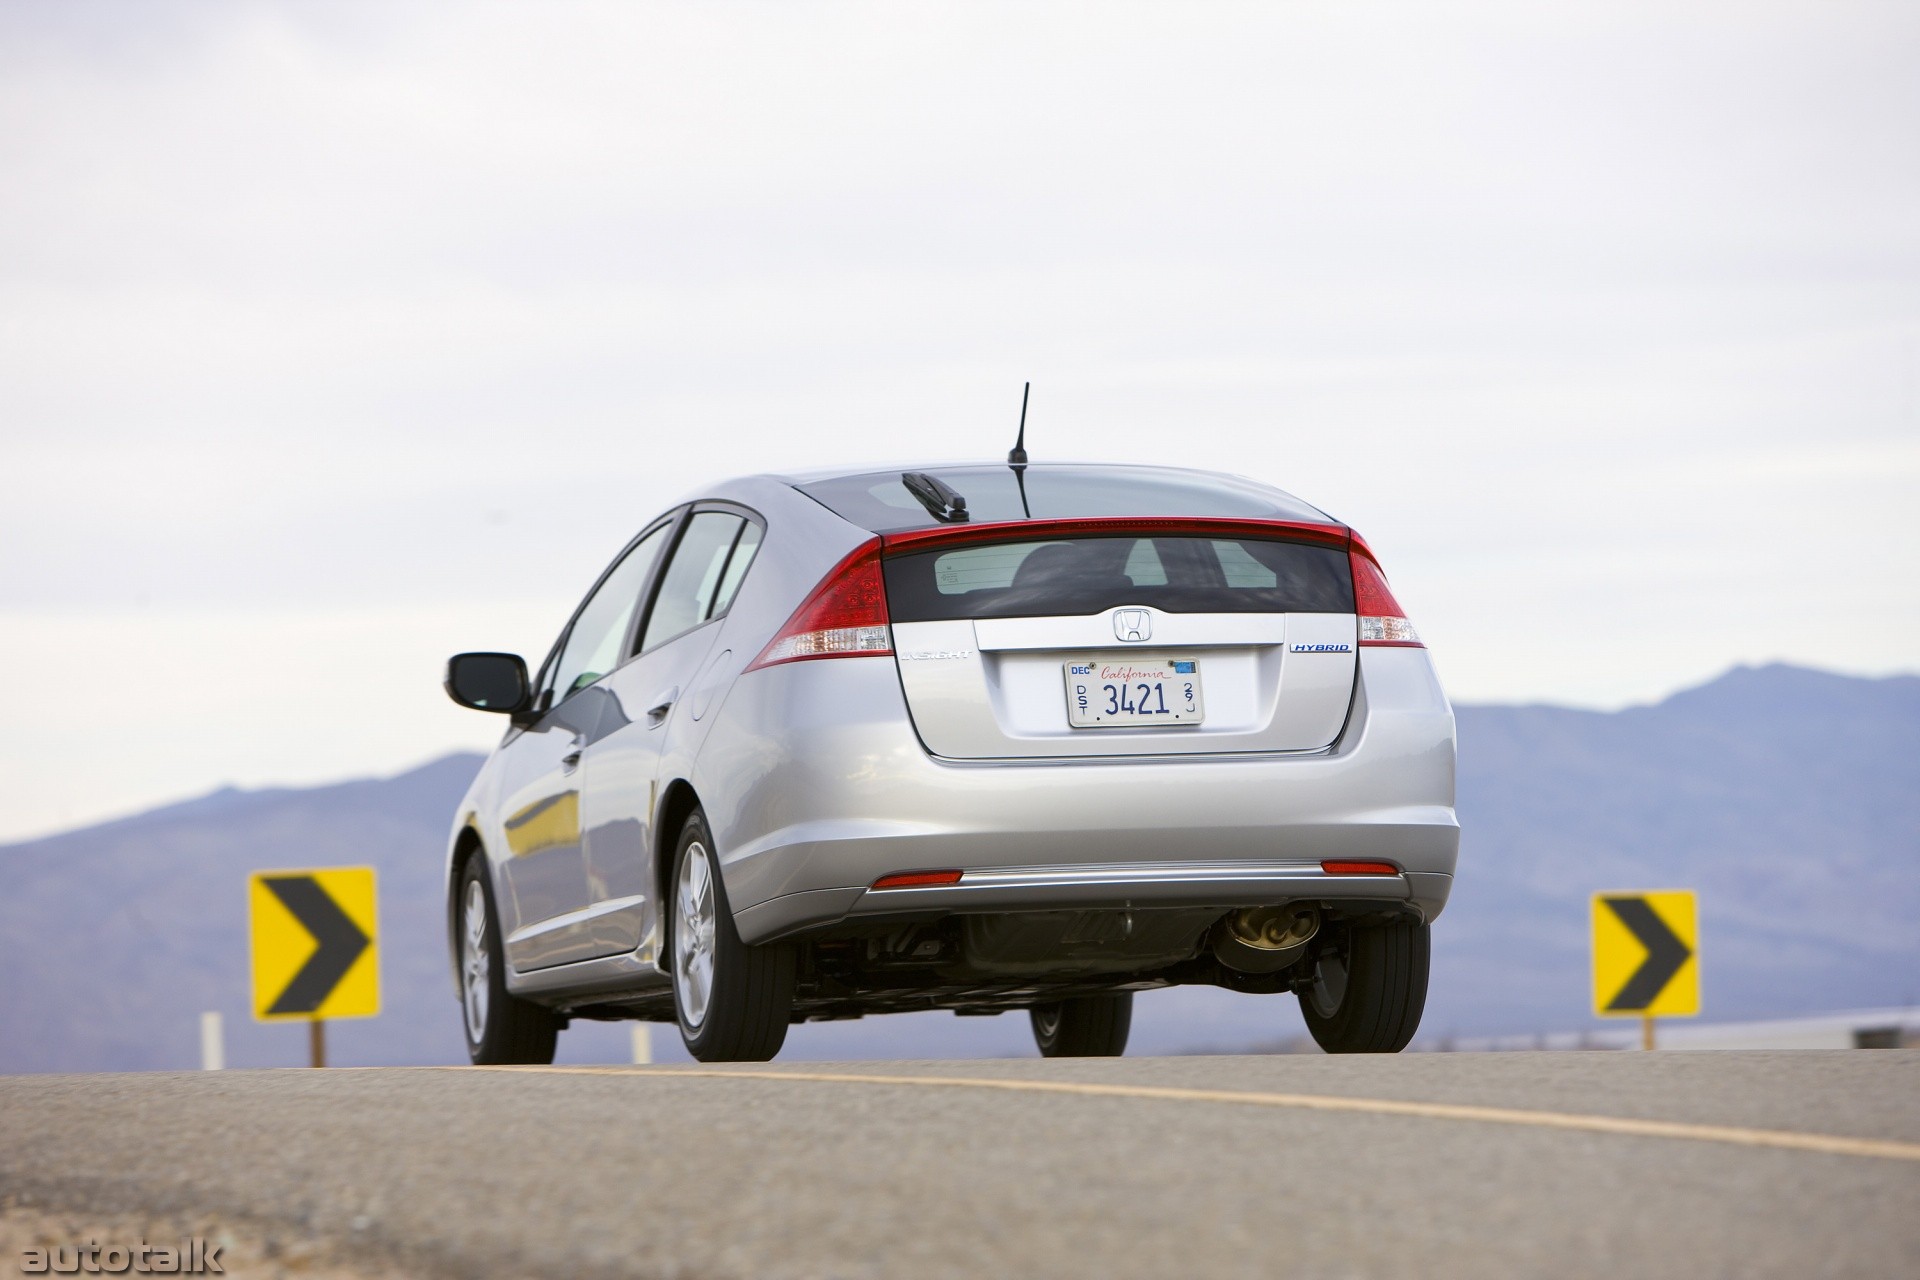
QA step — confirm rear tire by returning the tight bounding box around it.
[458,857,560,1065]
[1297,920,1429,1053]
[1030,993,1133,1057]
[671,810,795,1062]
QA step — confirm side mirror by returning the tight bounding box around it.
[444,652,530,717]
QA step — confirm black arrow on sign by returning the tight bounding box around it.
[263,876,370,1016]
[1601,896,1691,1012]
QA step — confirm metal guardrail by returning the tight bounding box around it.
[1413,1007,1919,1052]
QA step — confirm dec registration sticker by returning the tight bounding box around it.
[1065,659,1204,728]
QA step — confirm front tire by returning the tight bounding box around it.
[1297,919,1429,1053]
[458,857,560,1065]
[670,810,795,1062]
[1030,993,1132,1057]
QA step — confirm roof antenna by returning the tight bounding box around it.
[1008,381,1030,467]
[1009,381,1032,518]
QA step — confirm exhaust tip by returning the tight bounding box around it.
[1214,904,1320,974]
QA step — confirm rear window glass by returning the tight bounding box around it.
[798,465,1334,533]
[884,536,1353,622]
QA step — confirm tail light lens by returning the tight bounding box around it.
[747,539,892,670]
[1349,545,1422,647]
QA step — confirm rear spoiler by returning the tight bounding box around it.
[879,517,1355,555]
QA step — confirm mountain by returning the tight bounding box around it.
[0,755,499,1072]
[1428,663,1920,1040]
[2,664,1914,1070]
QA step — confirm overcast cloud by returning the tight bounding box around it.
[1,1,1915,840]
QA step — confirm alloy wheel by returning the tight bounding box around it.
[1308,950,1349,1020]
[675,840,719,1028]
[462,879,491,1043]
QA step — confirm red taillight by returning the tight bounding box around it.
[870,869,963,890]
[746,539,892,670]
[1321,860,1401,876]
[1348,543,1422,648]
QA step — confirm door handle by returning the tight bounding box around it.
[561,732,586,771]
[646,687,680,727]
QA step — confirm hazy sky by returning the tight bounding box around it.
[2,1,1915,841]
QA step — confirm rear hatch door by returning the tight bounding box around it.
[884,524,1356,759]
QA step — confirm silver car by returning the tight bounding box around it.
[442,463,1457,1062]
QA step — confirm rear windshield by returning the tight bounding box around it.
[798,465,1335,533]
[883,536,1354,622]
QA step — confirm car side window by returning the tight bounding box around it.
[549,523,672,703]
[709,521,763,617]
[638,512,750,653]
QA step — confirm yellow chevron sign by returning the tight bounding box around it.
[1591,890,1698,1018]
[249,868,380,1022]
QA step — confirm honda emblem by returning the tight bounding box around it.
[1113,609,1151,642]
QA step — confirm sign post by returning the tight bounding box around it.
[199,1011,225,1071]
[249,868,380,1066]
[1591,890,1698,1048]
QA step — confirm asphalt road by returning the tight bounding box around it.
[2,1051,1916,1279]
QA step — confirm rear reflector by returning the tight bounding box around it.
[870,870,964,890]
[1348,544,1422,648]
[1321,860,1401,876]
[747,539,892,670]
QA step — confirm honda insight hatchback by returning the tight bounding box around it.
[443,463,1457,1062]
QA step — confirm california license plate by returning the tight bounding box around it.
[1064,658,1204,728]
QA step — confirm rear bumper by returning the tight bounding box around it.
[695,646,1458,946]
[738,861,1451,944]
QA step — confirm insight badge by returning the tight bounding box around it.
[1289,643,1351,653]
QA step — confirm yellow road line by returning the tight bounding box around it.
[461,1065,1920,1163]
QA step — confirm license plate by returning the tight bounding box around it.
[1063,658,1204,728]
